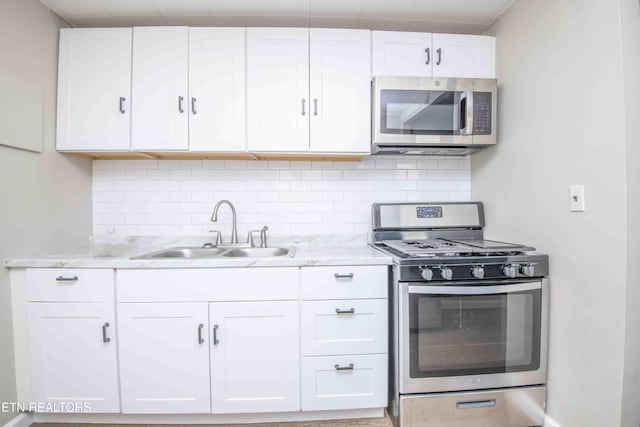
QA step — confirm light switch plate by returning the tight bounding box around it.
[569,185,585,212]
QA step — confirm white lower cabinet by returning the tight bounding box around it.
[27,302,120,413]
[301,299,388,355]
[301,354,388,411]
[117,302,211,414]
[210,301,300,414]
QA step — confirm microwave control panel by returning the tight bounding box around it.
[473,92,493,135]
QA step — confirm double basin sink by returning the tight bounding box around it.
[132,246,293,260]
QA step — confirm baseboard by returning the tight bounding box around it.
[544,414,561,427]
[3,413,33,427]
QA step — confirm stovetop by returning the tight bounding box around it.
[379,238,533,257]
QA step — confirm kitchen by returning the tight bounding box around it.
[0,0,638,427]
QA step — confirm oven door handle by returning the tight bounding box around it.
[408,282,541,295]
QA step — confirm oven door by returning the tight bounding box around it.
[399,279,548,394]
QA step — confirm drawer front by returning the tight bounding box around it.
[117,268,298,302]
[301,354,387,411]
[301,266,387,300]
[301,299,387,356]
[26,269,114,302]
[399,386,546,427]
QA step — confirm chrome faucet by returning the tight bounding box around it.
[210,200,238,244]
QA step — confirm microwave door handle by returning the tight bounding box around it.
[408,282,541,295]
[461,91,473,136]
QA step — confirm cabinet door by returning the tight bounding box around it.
[189,28,246,152]
[210,301,299,413]
[247,28,309,152]
[57,28,131,151]
[132,27,188,151]
[372,31,432,77]
[309,29,371,154]
[27,302,119,413]
[118,302,210,413]
[432,34,495,78]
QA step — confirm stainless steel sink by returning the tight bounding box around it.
[222,247,292,258]
[131,246,293,259]
[131,247,227,259]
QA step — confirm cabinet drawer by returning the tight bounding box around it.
[301,299,387,356]
[301,354,387,411]
[301,266,387,300]
[26,269,114,302]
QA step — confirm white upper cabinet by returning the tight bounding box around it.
[189,28,246,153]
[27,302,120,413]
[309,29,371,154]
[210,301,300,414]
[372,31,432,77]
[247,28,310,153]
[118,302,211,414]
[132,27,189,151]
[372,31,495,79]
[432,33,495,78]
[57,28,131,151]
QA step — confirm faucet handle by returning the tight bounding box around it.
[246,230,261,247]
[208,230,223,246]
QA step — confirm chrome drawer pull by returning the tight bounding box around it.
[119,96,126,113]
[335,308,355,314]
[55,276,78,282]
[334,363,354,371]
[102,322,111,343]
[334,273,354,280]
[456,399,496,410]
[197,323,204,344]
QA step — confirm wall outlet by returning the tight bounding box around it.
[569,185,585,212]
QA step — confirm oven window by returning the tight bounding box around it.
[380,89,466,135]
[408,289,541,378]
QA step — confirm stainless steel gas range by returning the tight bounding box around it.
[372,202,549,427]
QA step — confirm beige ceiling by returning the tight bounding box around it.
[40,0,515,34]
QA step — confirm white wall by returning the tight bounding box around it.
[473,0,630,425]
[619,0,640,425]
[0,0,93,424]
[92,156,471,237]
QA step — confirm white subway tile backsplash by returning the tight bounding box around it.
[92,155,471,236]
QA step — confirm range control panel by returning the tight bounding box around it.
[473,92,493,135]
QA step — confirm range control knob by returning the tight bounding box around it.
[440,267,453,281]
[502,264,517,278]
[471,266,485,279]
[419,267,434,281]
[520,264,535,277]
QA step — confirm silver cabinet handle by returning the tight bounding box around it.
[425,47,430,65]
[313,98,318,116]
[212,324,219,345]
[335,308,355,314]
[456,399,496,410]
[335,363,354,371]
[301,98,306,116]
[119,97,126,114]
[436,48,442,65]
[178,96,184,113]
[197,323,204,344]
[191,97,197,114]
[334,273,354,280]
[56,275,78,282]
[102,322,111,343]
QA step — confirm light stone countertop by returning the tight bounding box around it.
[3,234,393,269]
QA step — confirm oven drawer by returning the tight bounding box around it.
[301,354,387,411]
[27,268,114,302]
[301,266,388,300]
[399,386,546,427]
[301,299,387,356]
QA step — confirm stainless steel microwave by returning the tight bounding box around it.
[372,76,497,155]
